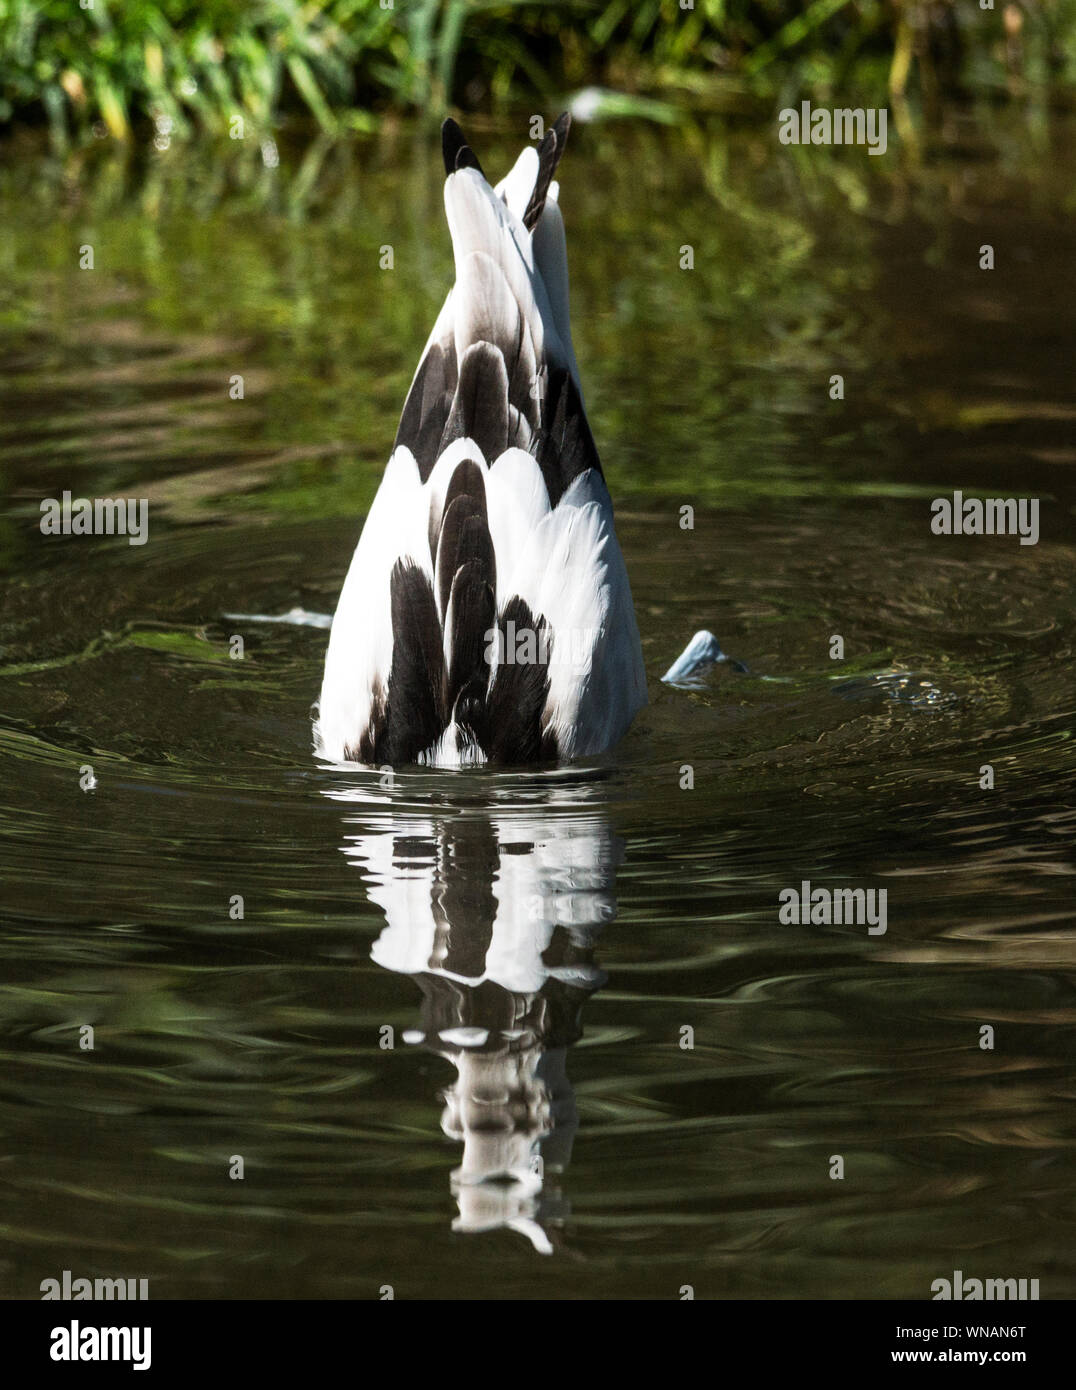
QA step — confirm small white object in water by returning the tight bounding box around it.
[401,1029,425,1045]
[661,630,727,685]
[223,607,332,629]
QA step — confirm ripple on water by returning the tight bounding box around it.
[1,123,1075,1297]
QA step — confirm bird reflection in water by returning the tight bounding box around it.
[325,776,621,1253]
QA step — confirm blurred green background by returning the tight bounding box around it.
[2,0,1075,147]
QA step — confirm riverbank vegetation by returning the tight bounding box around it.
[1,1,1074,147]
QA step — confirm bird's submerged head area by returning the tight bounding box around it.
[317,115,646,770]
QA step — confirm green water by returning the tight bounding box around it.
[0,114,1074,1299]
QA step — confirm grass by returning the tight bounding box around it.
[1,1,1075,147]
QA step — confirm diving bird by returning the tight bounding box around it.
[315,115,647,767]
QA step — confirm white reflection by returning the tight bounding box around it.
[324,773,621,1253]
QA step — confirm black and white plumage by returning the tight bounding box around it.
[315,115,647,767]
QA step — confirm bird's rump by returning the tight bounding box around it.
[315,117,646,767]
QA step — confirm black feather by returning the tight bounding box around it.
[535,366,603,506]
[442,559,496,738]
[438,342,511,463]
[375,561,445,764]
[441,117,486,180]
[354,675,386,764]
[394,341,459,481]
[523,111,571,232]
[434,458,494,618]
[485,596,558,763]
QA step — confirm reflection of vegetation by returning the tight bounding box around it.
[2,1,1075,145]
[0,122,872,520]
[0,107,1068,527]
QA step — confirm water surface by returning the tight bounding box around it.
[1,113,1074,1300]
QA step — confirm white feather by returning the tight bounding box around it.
[531,195,581,392]
[494,145,540,222]
[315,446,428,762]
[483,446,551,606]
[445,167,572,378]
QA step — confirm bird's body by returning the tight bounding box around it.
[315,116,646,767]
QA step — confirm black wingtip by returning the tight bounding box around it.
[441,117,485,179]
[441,118,465,174]
[522,112,573,232]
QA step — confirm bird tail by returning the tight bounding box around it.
[316,116,642,767]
